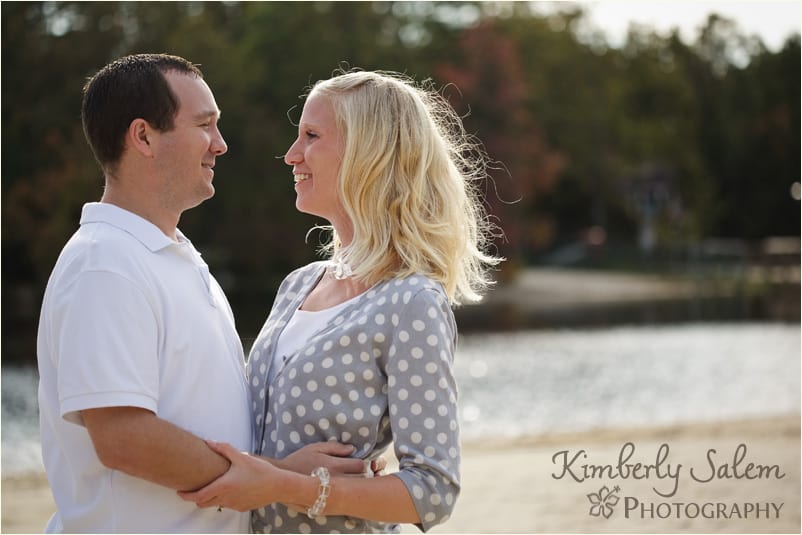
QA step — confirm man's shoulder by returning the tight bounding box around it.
[70,220,149,265]
[47,221,153,293]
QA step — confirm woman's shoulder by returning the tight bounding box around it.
[289,260,328,277]
[388,273,444,291]
[376,274,456,340]
[279,261,327,290]
[376,273,449,306]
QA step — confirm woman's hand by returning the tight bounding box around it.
[178,440,286,512]
[275,442,388,477]
[276,442,360,475]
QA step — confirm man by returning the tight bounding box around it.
[36,53,364,533]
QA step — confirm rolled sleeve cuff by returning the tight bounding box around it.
[392,468,460,532]
[61,392,158,426]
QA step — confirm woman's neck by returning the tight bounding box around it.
[300,268,371,312]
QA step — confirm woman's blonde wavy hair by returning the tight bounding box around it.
[309,69,502,305]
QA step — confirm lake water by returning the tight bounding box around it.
[3,321,799,476]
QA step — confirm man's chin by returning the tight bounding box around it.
[185,187,215,211]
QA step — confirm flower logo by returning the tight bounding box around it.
[587,485,621,518]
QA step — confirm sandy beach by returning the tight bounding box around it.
[2,415,798,533]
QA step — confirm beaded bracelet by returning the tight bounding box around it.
[307,466,331,519]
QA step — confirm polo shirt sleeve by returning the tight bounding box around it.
[55,270,160,426]
[385,286,460,532]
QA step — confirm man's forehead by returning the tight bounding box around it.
[165,72,220,116]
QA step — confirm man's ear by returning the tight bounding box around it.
[127,118,156,157]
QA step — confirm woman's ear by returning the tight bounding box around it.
[127,118,155,158]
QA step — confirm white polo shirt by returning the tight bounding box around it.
[37,202,252,533]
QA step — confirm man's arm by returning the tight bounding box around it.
[82,406,383,492]
[82,406,230,492]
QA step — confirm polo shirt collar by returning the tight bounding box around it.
[80,202,185,252]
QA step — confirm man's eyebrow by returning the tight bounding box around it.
[194,109,221,121]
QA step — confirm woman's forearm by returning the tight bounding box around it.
[177,440,416,522]
[284,472,420,524]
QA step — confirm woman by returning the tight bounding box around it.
[180,69,502,533]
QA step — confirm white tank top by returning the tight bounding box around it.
[268,296,356,386]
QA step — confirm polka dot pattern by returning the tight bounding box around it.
[246,262,460,533]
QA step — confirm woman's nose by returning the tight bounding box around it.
[284,139,301,165]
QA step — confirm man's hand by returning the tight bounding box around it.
[368,456,387,476]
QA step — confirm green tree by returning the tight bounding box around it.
[2,2,799,363]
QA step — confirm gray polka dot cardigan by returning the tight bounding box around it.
[247,262,461,533]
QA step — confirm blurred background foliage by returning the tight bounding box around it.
[2,1,799,363]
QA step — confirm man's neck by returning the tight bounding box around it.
[101,186,180,242]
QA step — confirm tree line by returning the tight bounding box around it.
[2,2,799,363]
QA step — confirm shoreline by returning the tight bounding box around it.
[3,415,799,534]
[455,267,800,331]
